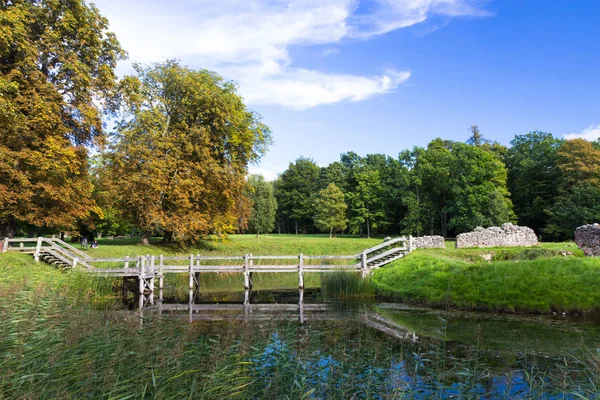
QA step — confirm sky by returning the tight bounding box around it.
[92,0,600,180]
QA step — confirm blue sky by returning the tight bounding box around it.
[93,0,600,180]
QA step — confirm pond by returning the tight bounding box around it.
[127,286,600,399]
[3,276,600,399]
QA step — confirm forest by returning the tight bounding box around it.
[267,130,600,241]
[1,0,598,244]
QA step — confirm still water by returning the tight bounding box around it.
[127,287,600,399]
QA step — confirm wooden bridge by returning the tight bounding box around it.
[1,236,413,293]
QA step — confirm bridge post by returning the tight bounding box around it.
[139,256,145,294]
[361,251,368,278]
[408,235,413,253]
[189,254,194,290]
[150,255,156,293]
[1,237,9,253]
[34,237,43,262]
[158,255,164,292]
[243,254,251,289]
[72,257,78,269]
[298,253,304,289]
[248,254,253,289]
[124,256,130,269]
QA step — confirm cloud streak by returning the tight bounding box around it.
[93,0,488,109]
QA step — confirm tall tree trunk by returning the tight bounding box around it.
[329,227,333,238]
[367,217,371,239]
[163,230,173,243]
[295,219,298,235]
[0,220,16,239]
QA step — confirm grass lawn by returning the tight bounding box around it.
[372,242,600,314]
[85,234,381,258]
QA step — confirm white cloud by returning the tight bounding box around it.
[248,166,281,181]
[93,0,488,109]
[565,125,600,141]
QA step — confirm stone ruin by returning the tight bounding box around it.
[574,223,600,256]
[411,235,445,249]
[456,223,538,248]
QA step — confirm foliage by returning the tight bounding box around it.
[103,61,271,244]
[505,132,562,235]
[347,167,386,238]
[313,183,348,237]
[545,139,600,240]
[246,175,277,235]
[0,0,125,237]
[273,157,320,234]
[448,143,515,232]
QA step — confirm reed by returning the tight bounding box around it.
[320,271,375,298]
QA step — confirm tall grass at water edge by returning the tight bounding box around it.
[320,271,375,299]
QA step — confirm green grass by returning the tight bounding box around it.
[372,244,600,313]
[86,234,381,258]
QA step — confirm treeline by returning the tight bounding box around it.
[248,130,600,240]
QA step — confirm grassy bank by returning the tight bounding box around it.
[372,244,600,314]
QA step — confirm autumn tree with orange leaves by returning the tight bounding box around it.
[102,61,271,244]
[0,0,125,237]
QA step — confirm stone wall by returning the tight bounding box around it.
[456,223,538,248]
[412,235,445,249]
[574,224,600,256]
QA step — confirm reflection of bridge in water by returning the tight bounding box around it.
[138,289,419,342]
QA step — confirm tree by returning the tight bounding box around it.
[546,139,600,240]
[246,175,277,236]
[313,183,348,237]
[466,125,490,146]
[505,132,562,234]
[347,167,385,238]
[0,0,125,237]
[274,157,320,234]
[448,143,514,232]
[105,61,271,244]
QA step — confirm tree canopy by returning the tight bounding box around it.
[246,175,277,236]
[0,0,125,237]
[102,61,271,244]
[313,183,348,238]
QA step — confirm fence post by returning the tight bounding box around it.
[248,253,253,289]
[298,253,304,289]
[189,254,194,290]
[361,251,368,278]
[150,255,156,293]
[243,254,250,289]
[408,235,413,253]
[139,256,145,294]
[2,237,9,253]
[34,237,43,262]
[72,257,78,269]
[124,256,130,269]
[159,255,164,291]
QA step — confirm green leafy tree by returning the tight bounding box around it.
[347,167,385,238]
[505,131,562,234]
[546,139,600,240]
[448,143,515,232]
[0,0,125,237]
[247,175,277,236]
[274,157,320,234]
[105,61,271,244]
[313,183,348,237]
